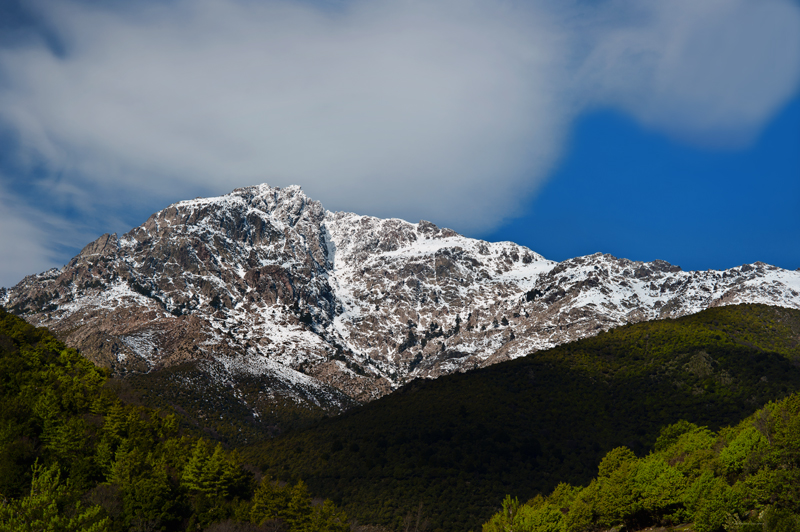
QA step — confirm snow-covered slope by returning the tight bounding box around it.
[4,184,800,414]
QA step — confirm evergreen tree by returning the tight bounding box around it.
[250,477,291,526]
[0,461,109,532]
[286,480,313,532]
[182,440,212,494]
[310,500,350,532]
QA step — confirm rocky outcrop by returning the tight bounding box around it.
[4,184,800,417]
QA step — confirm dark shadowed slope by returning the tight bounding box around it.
[244,304,800,532]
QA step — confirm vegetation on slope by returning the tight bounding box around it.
[3,303,800,532]
[0,307,349,531]
[117,361,348,446]
[243,304,800,532]
[483,392,800,532]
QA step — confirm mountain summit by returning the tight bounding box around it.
[4,184,800,416]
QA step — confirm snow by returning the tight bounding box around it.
[7,183,800,407]
[120,331,160,368]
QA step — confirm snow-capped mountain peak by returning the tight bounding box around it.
[4,184,800,413]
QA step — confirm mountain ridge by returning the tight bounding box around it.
[3,183,800,422]
[243,303,800,532]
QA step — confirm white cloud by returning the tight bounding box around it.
[0,0,797,248]
[578,0,800,146]
[0,182,66,287]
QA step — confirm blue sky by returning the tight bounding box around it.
[488,94,800,272]
[0,0,799,287]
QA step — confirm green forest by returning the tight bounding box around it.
[483,393,800,532]
[0,308,349,531]
[2,303,800,532]
[244,305,800,531]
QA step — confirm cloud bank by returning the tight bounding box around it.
[0,0,798,285]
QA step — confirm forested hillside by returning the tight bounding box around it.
[3,304,799,532]
[483,393,800,532]
[0,308,349,531]
[244,304,800,532]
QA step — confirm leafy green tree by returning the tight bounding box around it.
[690,474,739,532]
[482,495,520,532]
[718,426,767,475]
[654,420,703,452]
[562,482,596,532]
[597,446,636,479]
[514,502,563,532]
[108,446,181,531]
[484,391,800,532]
[632,455,685,523]
[662,427,717,480]
[762,505,800,532]
[594,448,638,527]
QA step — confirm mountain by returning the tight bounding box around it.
[3,184,800,431]
[243,304,800,532]
[0,307,350,532]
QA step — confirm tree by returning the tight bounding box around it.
[310,500,349,532]
[183,441,250,500]
[183,440,212,494]
[286,480,313,532]
[251,477,291,526]
[482,495,519,532]
[0,461,109,532]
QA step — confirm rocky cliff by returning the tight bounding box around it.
[4,184,800,418]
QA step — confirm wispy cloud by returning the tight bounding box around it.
[0,179,92,287]
[0,0,798,280]
[576,0,800,146]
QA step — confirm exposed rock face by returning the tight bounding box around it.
[4,184,800,416]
